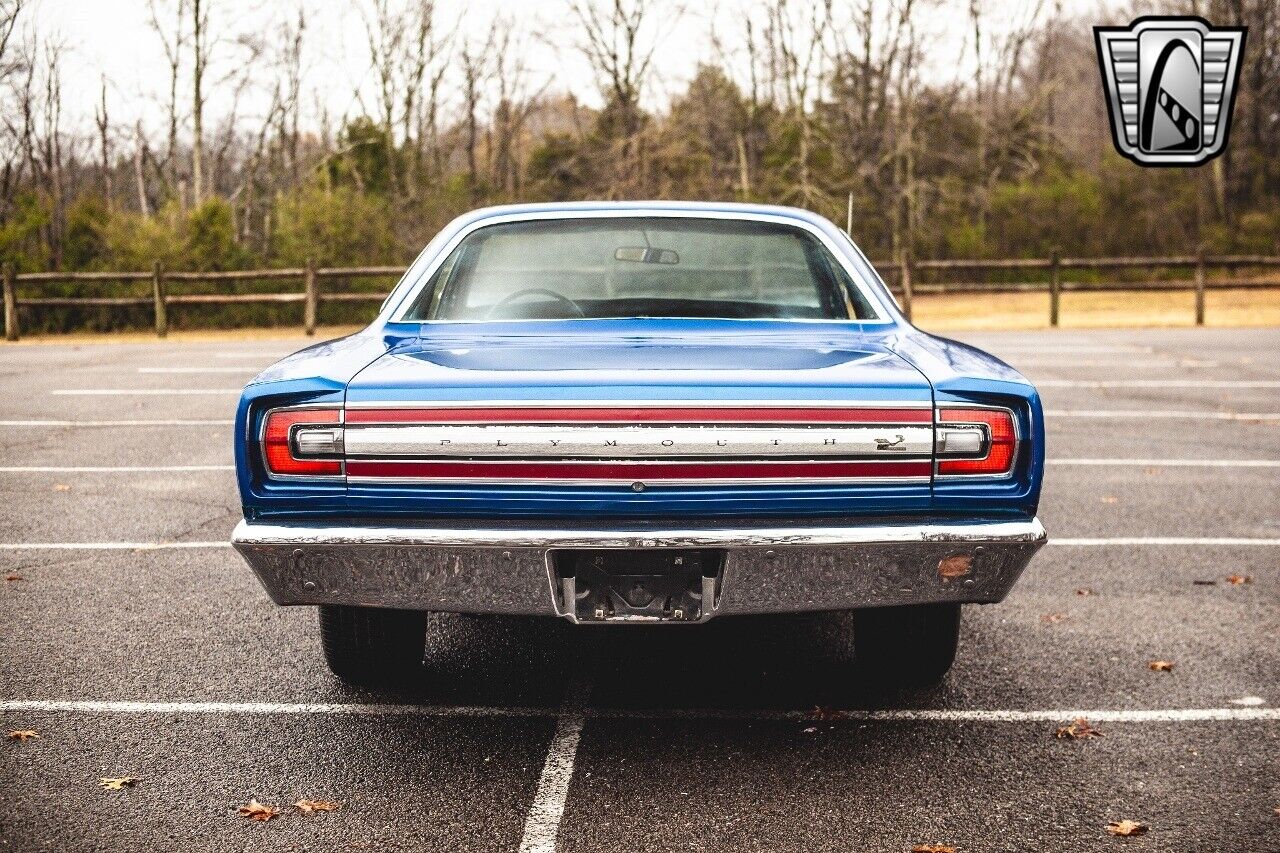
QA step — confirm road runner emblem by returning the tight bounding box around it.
[875,435,906,451]
[1094,16,1245,167]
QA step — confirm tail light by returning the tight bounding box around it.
[261,407,343,479]
[935,407,1017,478]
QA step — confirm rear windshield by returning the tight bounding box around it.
[401,217,879,321]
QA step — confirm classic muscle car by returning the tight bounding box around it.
[232,202,1046,686]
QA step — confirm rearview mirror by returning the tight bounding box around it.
[615,247,679,265]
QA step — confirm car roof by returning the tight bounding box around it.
[450,200,839,233]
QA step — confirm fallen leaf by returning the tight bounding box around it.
[1100,495,1118,504]
[99,776,140,790]
[4,573,22,582]
[1274,805,1279,817]
[294,799,340,814]
[802,726,818,734]
[1192,580,1217,586]
[53,484,70,492]
[238,799,280,822]
[1148,660,1175,672]
[7,729,39,741]
[912,845,957,853]
[1225,574,1253,585]
[1054,717,1103,740]
[805,706,848,722]
[1041,612,1068,624]
[1075,587,1096,596]
[1106,819,1148,837]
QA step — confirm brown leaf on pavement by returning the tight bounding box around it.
[1225,574,1252,585]
[1100,495,1118,504]
[4,573,22,582]
[1074,587,1096,596]
[912,845,957,853]
[1105,820,1148,837]
[238,799,280,822]
[1054,718,1103,740]
[805,706,849,722]
[294,799,340,814]
[1148,660,1175,672]
[99,776,140,790]
[53,484,70,492]
[1041,612,1068,624]
[7,729,39,741]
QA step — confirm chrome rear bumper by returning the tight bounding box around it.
[231,517,1046,620]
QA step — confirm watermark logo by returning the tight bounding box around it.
[1094,16,1246,167]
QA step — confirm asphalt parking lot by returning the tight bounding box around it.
[2,326,1278,852]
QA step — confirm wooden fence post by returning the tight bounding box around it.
[304,258,317,336]
[1194,244,1206,326]
[3,264,17,342]
[1049,248,1061,327]
[152,261,167,338]
[899,254,914,322]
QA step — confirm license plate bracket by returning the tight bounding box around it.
[551,549,725,623]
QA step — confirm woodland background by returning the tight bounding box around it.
[0,0,1277,330]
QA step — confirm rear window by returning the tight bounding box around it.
[401,217,879,321]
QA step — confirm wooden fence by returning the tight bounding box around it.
[3,252,1279,341]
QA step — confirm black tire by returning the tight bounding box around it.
[319,605,428,685]
[852,603,961,687]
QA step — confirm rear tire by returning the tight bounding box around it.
[319,605,428,686]
[853,603,961,687]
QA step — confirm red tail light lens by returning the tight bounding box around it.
[937,408,1017,477]
[262,408,342,478]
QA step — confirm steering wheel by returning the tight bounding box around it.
[485,288,585,319]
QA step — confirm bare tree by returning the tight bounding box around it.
[94,76,112,210]
[190,0,211,203]
[147,0,187,197]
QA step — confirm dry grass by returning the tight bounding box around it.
[0,324,364,345]
[911,287,1280,332]
[3,288,1280,343]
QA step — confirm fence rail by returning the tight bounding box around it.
[3,253,1279,341]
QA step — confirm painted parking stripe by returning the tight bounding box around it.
[0,699,1275,723]
[1046,409,1280,421]
[1048,459,1280,467]
[1039,379,1280,389]
[518,677,590,853]
[1051,537,1280,546]
[4,537,1279,551]
[982,346,1155,354]
[51,389,242,395]
[138,367,257,374]
[0,541,230,551]
[0,420,234,426]
[0,465,233,472]
[1015,359,1219,367]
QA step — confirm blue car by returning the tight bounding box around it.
[232,201,1046,686]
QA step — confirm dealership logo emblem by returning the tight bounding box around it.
[1094,16,1246,167]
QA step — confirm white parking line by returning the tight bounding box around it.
[0,699,1275,723]
[213,352,293,359]
[518,677,590,853]
[1046,409,1280,421]
[1039,379,1280,389]
[0,420,234,426]
[51,389,241,396]
[138,367,257,374]
[1049,459,1280,467]
[1015,359,1218,368]
[1051,537,1280,546]
[982,346,1155,354]
[0,465,233,473]
[0,541,230,551]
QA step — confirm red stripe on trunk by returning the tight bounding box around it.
[344,459,931,481]
[345,407,932,425]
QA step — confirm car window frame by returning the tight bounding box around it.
[387,209,894,326]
